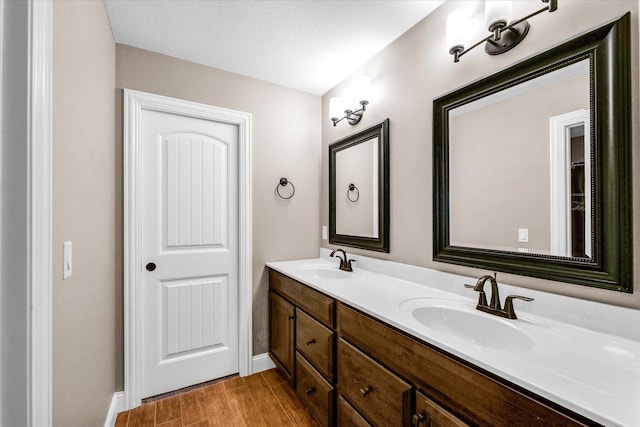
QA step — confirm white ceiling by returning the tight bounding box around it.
[104,0,444,95]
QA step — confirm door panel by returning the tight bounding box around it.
[161,276,228,359]
[141,109,239,398]
[163,133,228,250]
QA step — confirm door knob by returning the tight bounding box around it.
[146,262,156,272]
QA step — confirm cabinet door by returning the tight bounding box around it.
[413,392,468,427]
[269,291,295,382]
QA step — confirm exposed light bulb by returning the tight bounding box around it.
[353,76,372,104]
[446,10,469,53]
[329,97,344,120]
[485,1,512,31]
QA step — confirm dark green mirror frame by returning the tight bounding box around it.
[433,14,632,292]
[330,119,390,252]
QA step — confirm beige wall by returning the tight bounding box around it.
[52,1,116,426]
[115,45,321,388]
[322,0,640,309]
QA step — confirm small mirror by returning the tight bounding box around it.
[330,119,389,252]
[433,14,631,292]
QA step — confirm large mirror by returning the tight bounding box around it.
[330,119,389,252]
[433,14,632,292]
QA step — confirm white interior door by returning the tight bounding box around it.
[140,109,239,398]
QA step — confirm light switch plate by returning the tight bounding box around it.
[322,226,328,240]
[518,228,529,243]
[63,241,72,279]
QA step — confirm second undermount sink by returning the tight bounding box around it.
[401,298,535,352]
[295,265,351,281]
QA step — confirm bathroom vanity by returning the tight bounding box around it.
[267,252,639,427]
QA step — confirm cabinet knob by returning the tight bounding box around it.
[359,386,372,397]
[305,387,316,395]
[412,413,426,426]
[306,339,316,346]
[145,262,156,272]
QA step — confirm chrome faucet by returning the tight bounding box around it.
[464,273,533,319]
[330,248,356,272]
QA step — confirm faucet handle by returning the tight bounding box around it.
[504,295,534,319]
[464,283,488,308]
[345,259,356,272]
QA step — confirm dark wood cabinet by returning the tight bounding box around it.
[269,269,595,427]
[269,290,295,383]
[269,270,337,426]
[338,303,593,427]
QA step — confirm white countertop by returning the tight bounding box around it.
[267,251,640,427]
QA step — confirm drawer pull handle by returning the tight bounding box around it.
[306,339,316,346]
[412,413,426,426]
[359,386,372,397]
[287,316,294,321]
[305,387,316,395]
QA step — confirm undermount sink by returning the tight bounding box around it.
[295,265,350,281]
[401,298,535,352]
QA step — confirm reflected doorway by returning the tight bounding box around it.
[549,109,591,258]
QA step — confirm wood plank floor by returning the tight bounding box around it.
[115,369,320,427]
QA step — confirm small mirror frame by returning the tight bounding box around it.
[330,119,390,252]
[433,14,632,292]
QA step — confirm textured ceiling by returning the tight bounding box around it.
[104,0,444,95]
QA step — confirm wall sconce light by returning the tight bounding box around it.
[330,76,371,126]
[447,0,557,63]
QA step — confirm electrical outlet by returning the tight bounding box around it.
[322,226,328,240]
[63,241,72,279]
[518,228,529,243]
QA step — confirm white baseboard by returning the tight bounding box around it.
[104,391,124,427]
[252,353,276,373]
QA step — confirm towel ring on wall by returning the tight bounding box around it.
[276,177,295,199]
[347,183,360,202]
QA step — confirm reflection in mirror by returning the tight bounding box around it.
[335,137,379,238]
[329,119,389,252]
[449,59,590,258]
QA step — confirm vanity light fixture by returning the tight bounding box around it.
[447,0,557,63]
[329,76,371,126]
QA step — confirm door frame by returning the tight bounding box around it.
[1,0,53,425]
[549,109,591,257]
[123,89,252,409]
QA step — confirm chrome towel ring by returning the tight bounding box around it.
[276,177,295,199]
[347,183,359,202]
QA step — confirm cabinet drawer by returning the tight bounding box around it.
[338,338,412,426]
[338,303,589,427]
[415,391,468,427]
[270,270,335,327]
[296,352,335,427]
[296,308,334,382]
[338,396,372,427]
